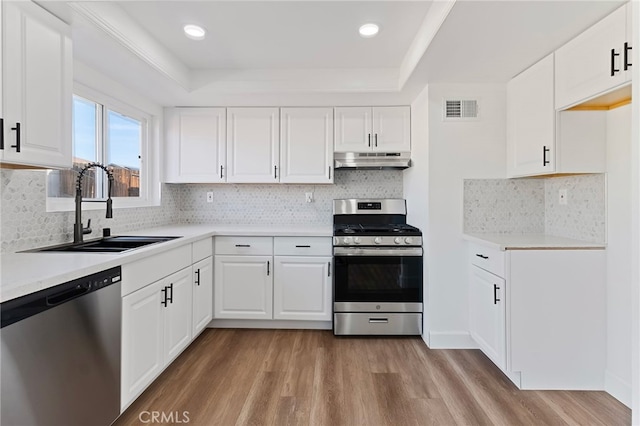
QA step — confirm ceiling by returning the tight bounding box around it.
[39,0,627,106]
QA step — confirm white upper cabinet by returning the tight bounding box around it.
[164,108,226,183]
[507,54,556,177]
[555,4,631,109]
[2,1,72,168]
[226,107,279,183]
[372,106,411,152]
[334,106,410,153]
[280,107,333,184]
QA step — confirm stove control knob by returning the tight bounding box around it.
[374,237,382,245]
[354,237,361,244]
[344,237,353,245]
[404,237,414,245]
[394,237,402,245]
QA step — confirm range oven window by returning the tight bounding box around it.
[334,255,423,303]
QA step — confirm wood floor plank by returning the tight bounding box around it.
[114,329,631,426]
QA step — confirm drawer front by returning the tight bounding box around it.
[333,313,422,336]
[215,236,273,256]
[192,237,213,263]
[468,242,505,277]
[274,237,332,256]
[122,244,192,296]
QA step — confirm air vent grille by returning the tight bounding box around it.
[444,100,478,120]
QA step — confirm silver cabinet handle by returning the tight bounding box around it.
[369,318,388,324]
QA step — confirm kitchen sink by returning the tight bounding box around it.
[25,236,180,253]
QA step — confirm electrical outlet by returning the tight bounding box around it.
[305,192,313,203]
[559,189,568,205]
[206,192,214,203]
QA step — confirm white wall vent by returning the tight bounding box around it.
[444,99,479,120]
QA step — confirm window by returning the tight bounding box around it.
[47,86,157,211]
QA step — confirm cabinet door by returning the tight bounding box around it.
[334,107,372,153]
[280,107,333,183]
[164,108,226,183]
[469,265,506,371]
[506,54,555,177]
[163,267,193,364]
[555,5,628,109]
[214,255,273,319]
[121,280,164,410]
[192,256,213,336]
[2,1,72,168]
[372,106,411,152]
[273,256,332,321]
[226,108,279,183]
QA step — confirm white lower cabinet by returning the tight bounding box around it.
[192,256,213,336]
[273,256,332,321]
[214,255,273,319]
[121,267,192,409]
[467,242,606,389]
[469,265,506,371]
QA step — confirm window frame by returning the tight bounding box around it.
[46,83,160,212]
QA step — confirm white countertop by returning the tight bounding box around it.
[463,233,606,251]
[0,224,332,303]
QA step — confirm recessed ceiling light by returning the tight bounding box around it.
[359,23,379,38]
[183,24,206,41]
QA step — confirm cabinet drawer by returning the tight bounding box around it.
[215,236,273,256]
[192,238,213,263]
[122,245,192,296]
[333,313,422,335]
[468,243,505,277]
[274,237,332,256]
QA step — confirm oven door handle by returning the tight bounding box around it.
[333,247,423,257]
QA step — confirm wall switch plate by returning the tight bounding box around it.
[559,189,568,205]
[305,192,313,203]
[206,192,214,203]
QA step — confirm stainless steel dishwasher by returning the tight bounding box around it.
[1,266,122,426]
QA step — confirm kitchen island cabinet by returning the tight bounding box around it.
[467,237,605,389]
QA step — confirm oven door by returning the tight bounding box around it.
[333,247,423,304]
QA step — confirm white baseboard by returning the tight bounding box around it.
[208,319,332,330]
[605,370,632,408]
[428,331,478,349]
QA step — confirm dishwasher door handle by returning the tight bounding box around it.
[46,286,91,306]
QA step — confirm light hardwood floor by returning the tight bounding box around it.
[115,329,630,426]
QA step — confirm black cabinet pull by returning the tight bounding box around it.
[493,284,500,304]
[167,284,174,304]
[368,133,371,147]
[195,268,200,286]
[328,262,331,277]
[475,254,489,259]
[267,261,270,276]
[235,244,251,248]
[161,287,168,307]
[374,133,378,147]
[624,42,632,71]
[0,118,4,150]
[10,122,20,152]
[542,146,550,166]
[274,165,278,179]
[611,48,620,76]
[328,166,331,180]
[220,165,224,179]
[295,245,311,248]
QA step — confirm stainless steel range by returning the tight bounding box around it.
[332,199,423,335]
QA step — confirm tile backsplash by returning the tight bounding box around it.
[464,174,606,243]
[1,169,403,253]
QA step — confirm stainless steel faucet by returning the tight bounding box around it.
[74,162,114,243]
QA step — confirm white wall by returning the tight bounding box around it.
[406,83,507,348]
[405,85,430,341]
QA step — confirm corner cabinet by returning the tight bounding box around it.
[280,108,333,184]
[334,106,410,153]
[467,241,606,389]
[555,4,632,109]
[1,1,72,168]
[226,108,279,183]
[164,107,226,183]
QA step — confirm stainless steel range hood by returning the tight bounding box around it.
[334,152,411,170]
